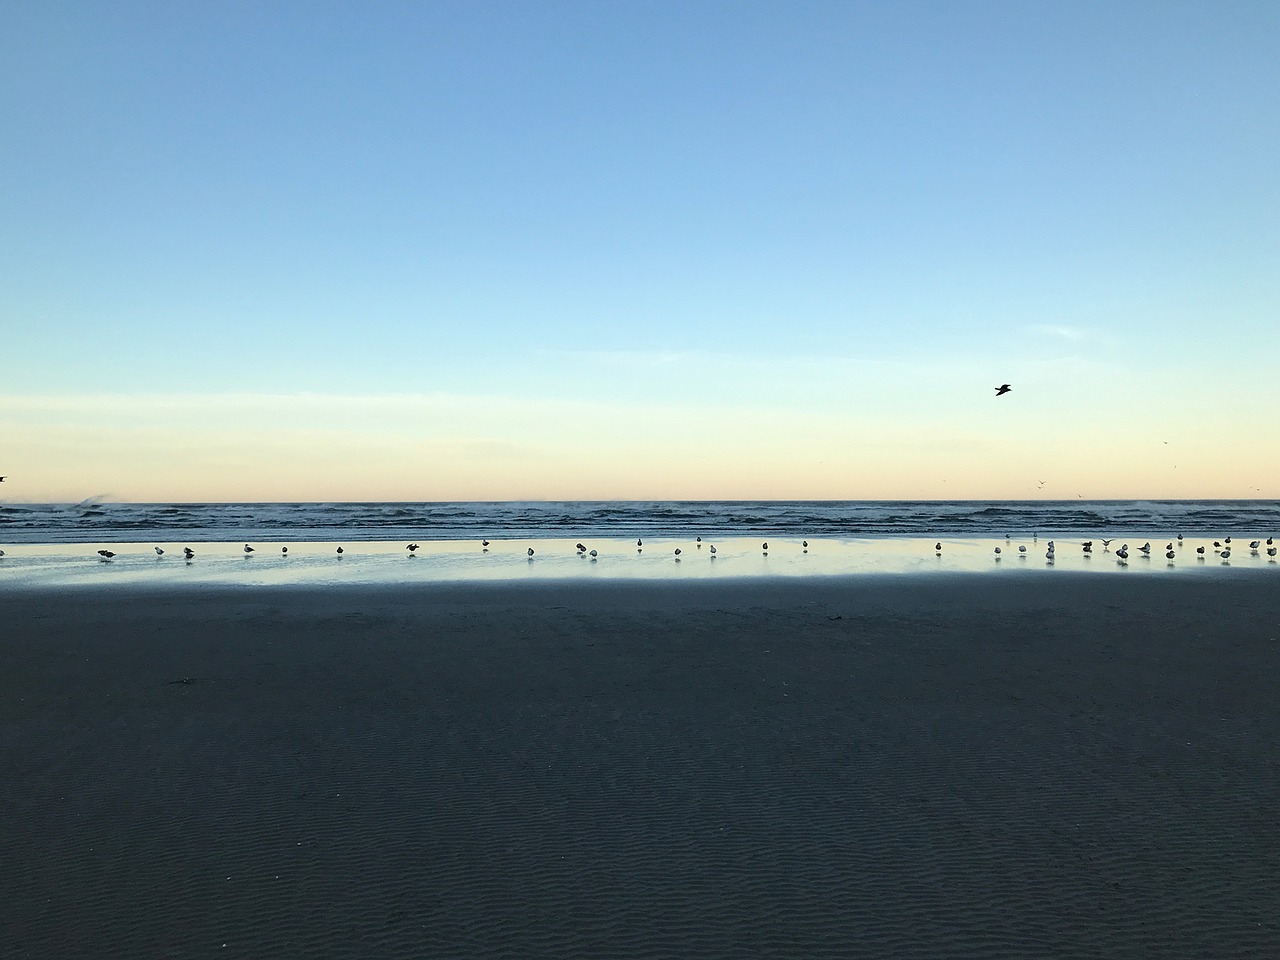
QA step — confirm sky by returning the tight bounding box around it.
[2,0,1277,502]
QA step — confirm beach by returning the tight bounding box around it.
[3,573,1278,959]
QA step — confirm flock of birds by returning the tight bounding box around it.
[986,533,1277,564]
[4,533,1274,567]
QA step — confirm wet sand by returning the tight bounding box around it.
[3,574,1278,958]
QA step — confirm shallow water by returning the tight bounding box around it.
[1,535,1273,589]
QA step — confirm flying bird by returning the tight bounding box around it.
[995,384,1012,396]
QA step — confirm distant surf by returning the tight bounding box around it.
[1,500,1277,545]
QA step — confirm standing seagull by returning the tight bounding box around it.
[995,384,1012,396]
[183,547,195,559]
[97,549,115,561]
[243,544,255,556]
[154,546,165,556]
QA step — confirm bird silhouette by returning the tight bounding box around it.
[995,384,1012,396]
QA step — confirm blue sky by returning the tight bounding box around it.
[2,1,1277,500]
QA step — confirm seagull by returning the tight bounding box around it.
[1196,545,1205,556]
[802,539,809,551]
[336,546,344,555]
[1018,544,1027,554]
[1100,538,1113,549]
[1138,542,1151,556]
[696,537,702,546]
[282,546,288,555]
[1268,546,1277,558]
[183,547,195,559]
[97,549,115,561]
[995,384,1012,396]
[1221,548,1232,561]
[154,546,164,556]
[1081,541,1093,553]
[935,542,942,555]
[709,545,717,557]
[1166,549,1176,560]
[1177,534,1184,542]
[527,547,535,557]
[243,544,255,555]
[762,542,769,554]
[0,549,5,557]
[407,543,419,553]
[576,542,587,554]
[637,538,643,548]
[1249,540,1260,550]
[674,548,681,560]
[994,546,1002,555]
[481,539,490,548]
[589,549,598,560]
[1224,537,1232,545]
[1268,537,1274,546]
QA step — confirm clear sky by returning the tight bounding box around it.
[2,0,1277,502]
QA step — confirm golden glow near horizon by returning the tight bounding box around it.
[2,370,1275,503]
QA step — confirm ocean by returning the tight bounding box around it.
[2,499,1277,545]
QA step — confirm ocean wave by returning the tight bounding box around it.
[1,500,1276,544]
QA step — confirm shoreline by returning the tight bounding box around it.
[5,575,1279,958]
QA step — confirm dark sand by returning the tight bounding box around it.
[3,574,1278,958]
